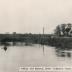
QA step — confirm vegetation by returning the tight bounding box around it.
[54,23,72,36]
[0,23,72,48]
[0,33,52,45]
[49,23,72,48]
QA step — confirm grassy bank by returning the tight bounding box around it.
[48,37,72,48]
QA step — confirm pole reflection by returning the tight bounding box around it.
[43,45,45,56]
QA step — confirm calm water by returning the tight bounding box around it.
[0,44,72,72]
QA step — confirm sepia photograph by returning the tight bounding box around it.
[0,0,72,72]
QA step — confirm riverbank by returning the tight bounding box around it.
[48,37,72,48]
[0,33,72,48]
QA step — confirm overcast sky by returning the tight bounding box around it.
[0,0,72,34]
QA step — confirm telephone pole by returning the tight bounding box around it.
[43,27,44,35]
[43,26,45,56]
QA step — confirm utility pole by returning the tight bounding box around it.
[43,26,45,56]
[43,27,44,35]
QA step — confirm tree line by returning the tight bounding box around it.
[54,23,72,36]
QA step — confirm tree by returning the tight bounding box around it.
[61,24,66,35]
[54,24,66,36]
[54,23,72,36]
[54,25,61,36]
[65,23,71,36]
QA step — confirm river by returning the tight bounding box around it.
[0,44,72,72]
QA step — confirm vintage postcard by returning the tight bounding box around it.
[0,0,72,72]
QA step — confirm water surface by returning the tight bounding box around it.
[0,44,72,72]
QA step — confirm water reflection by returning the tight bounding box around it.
[42,45,45,56]
[55,47,72,58]
[0,42,9,51]
[0,42,72,72]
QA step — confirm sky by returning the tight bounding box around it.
[0,0,72,34]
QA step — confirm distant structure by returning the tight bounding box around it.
[13,32,16,37]
[13,32,16,35]
[5,32,10,34]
